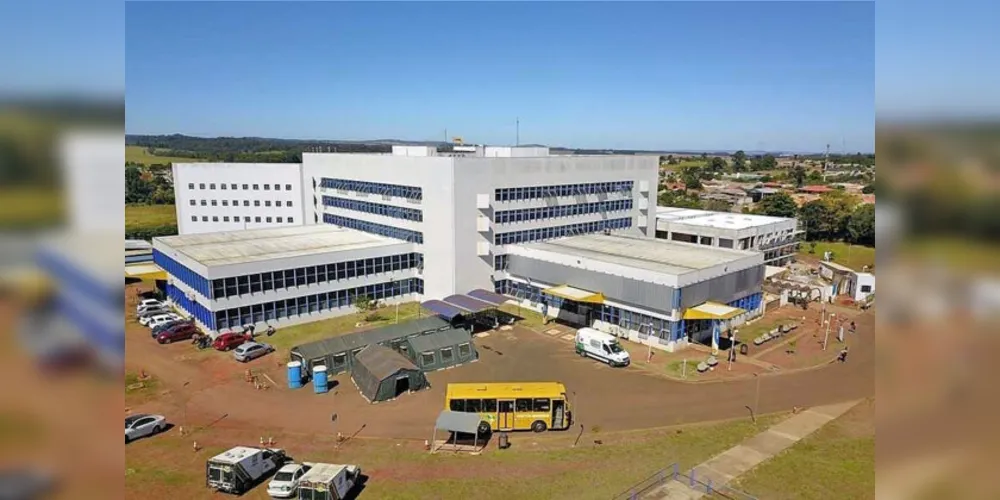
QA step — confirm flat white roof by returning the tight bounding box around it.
[655,206,793,230]
[300,463,350,484]
[155,225,398,267]
[210,446,260,464]
[511,233,761,281]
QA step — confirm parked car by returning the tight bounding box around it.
[137,304,168,317]
[156,324,199,344]
[137,309,170,325]
[233,342,274,363]
[212,332,248,351]
[266,462,312,498]
[136,299,163,312]
[125,413,167,444]
[151,318,193,338]
[147,314,182,330]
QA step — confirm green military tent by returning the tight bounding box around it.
[289,316,450,375]
[351,344,428,403]
[405,328,478,372]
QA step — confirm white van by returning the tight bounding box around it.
[575,328,630,367]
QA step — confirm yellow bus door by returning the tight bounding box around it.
[498,400,515,430]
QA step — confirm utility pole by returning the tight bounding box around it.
[516,118,520,146]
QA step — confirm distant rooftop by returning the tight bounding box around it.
[655,206,794,229]
[154,225,401,267]
[510,233,760,278]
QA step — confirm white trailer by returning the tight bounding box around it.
[206,446,288,495]
[296,463,362,500]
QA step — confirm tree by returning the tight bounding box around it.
[352,294,382,321]
[846,204,875,246]
[751,154,777,172]
[732,150,747,172]
[798,200,837,241]
[125,166,151,203]
[708,156,727,174]
[806,169,824,185]
[658,188,701,209]
[702,199,733,212]
[791,164,807,188]
[755,193,798,218]
[681,167,703,190]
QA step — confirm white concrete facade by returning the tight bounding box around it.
[173,163,305,234]
[655,207,801,266]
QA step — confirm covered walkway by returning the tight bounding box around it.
[422,289,509,329]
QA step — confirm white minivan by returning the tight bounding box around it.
[575,328,631,367]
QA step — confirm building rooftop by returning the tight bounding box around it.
[512,233,760,277]
[655,206,793,230]
[154,225,400,267]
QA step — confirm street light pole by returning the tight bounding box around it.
[753,373,761,423]
[823,313,835,351]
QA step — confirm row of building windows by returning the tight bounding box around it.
[188,182,293,191]
[210,252,422,299]
[213,278,424,331]
[189,199,294,208]
[322,195,423,222]
[190,215,295,224]
[495,181,633,202]
[319,178,422,200]
[494,199,633,224]
[494,217,632,245]
[323,214,424,244]
[494,254,509,271]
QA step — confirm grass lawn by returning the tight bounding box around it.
[125,371,161,407]
[733,400,874,500]
[126,145,203,165]
[0,187,65,228]
[126,411,785,500]
[267,302,433,354]
[798,241,875,271]
[125,204,177,231]
[497,303,547,330]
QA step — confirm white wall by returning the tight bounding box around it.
[173,163,304,234]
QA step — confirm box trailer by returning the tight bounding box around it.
[296,462,362,500]
[206,446,288,495]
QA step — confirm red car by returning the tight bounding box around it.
[156,324,198,344]
[212,332,249,351]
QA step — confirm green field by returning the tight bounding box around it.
[126,145,203,165]
[267,302,433,354]
[799,241,875,271]
[125,203,177,231]
[0,187,65,228]
[734,401,874,500]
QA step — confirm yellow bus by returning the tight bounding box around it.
[445,382,572,434]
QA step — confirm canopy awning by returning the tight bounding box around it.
[467,289,508,307]
[683,302,746,321]
[125,263,167,281]
[543,285,605,304]
[442,294,495,313]
[422,300,467,321]
[434,410,482,434]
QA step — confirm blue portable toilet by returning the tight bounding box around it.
[287,361,303,389]
[313,365,328,394]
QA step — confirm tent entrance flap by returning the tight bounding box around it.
[683,302,746,321]
[543,285,605,304]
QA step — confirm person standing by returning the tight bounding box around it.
[838,323,845,343]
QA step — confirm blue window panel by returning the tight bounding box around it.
[322,195,423,222]
[494,199,633,224]
[319,178,422,200]
[166,283,216,330]
[494,217,632,245]
[155,249,212,300]
[323,214,423,244]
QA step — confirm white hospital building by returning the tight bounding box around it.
[158,146,772,351]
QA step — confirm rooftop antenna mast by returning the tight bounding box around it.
[516,117,520,146]
[824,143,830,171]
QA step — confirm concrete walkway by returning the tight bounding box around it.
[642,400,861,499]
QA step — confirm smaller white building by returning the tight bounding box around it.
[655,207,802,266]
[819,261,875,303]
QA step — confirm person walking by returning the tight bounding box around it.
[850,321,856,334]
[838,346,849,363]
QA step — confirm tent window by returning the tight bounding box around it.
[466,399,482,413]
[441,347,453,362]
[421,352,435,365]
[450,399,465,412]
[333,353,347,367]
[458,343,471,358]
[533,398,551,412]
[482,399,497,412]
[515,399,532,412]
[861,285,872,293]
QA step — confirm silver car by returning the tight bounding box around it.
[125,413,167,444]
[232,342,274,363]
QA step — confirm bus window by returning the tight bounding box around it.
[467,399,482,412]
[533,398,551,412]
[450,399,466,412]
[483,399,497,412]
[515,399,532,412]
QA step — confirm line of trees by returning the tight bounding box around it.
[755,191,874,246]
[126,165,174,205]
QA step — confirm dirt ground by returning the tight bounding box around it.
[124,282,876,498]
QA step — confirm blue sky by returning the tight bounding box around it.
[124,2,875,153]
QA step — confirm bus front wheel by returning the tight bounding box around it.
[531,420,547,433]
[478,421,492,436]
